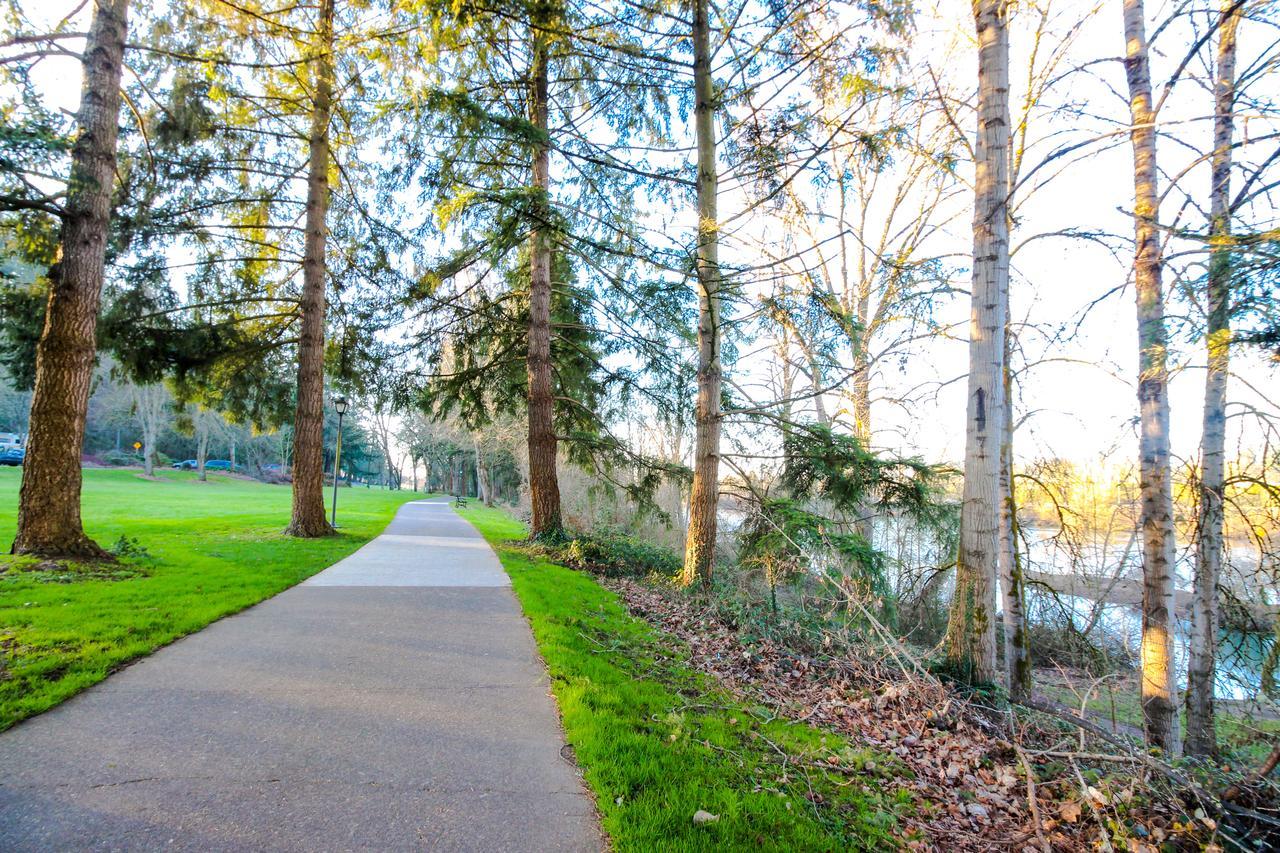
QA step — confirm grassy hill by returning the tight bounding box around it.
[0,468,420,729]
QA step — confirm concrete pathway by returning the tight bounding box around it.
[0,498,600,852]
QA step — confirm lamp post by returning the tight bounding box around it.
[331,397,349,528]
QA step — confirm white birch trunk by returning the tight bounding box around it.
[1122,0,1180,755]
[1187,0,1240,757]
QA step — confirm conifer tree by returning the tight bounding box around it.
[5,0,130,557]
[400,0,682,539]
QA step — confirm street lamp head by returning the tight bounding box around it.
[334,397,349,416]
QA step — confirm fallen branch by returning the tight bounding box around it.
[1224,742,1280,802]
[1015,744,1051,853]
[1016,695,1216,809]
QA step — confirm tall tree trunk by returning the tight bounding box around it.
[679,0,723,588]
[851,308,875,544]
[1187,0,1240,758]
[945,0,1008,684]
[1000,310,1030,699]
[526,12,563,539]
[1122,0,1180,755]
[11,0,130,559]
[285,0,335,538]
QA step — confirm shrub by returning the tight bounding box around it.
[109,535,154,562]
[100,450,138,467]
[545,531,681,578]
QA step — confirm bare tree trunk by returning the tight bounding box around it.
[1000,310,1030,699]
[1187,0,1240,758]
[285,0,335,538]
[525,12,563,539]
[472,437,489,505]
[852,336,874,543]
[1122,0,1180,755]
[131,383,164,478]
[197,419,209,482]
[679,0,723,588]
[808,353,828,426]
[11,0,130,559]
[945,0,1008,684]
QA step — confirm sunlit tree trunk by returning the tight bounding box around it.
[945,0,1008,684]
[526,12,563,539]
[1187,0,1240,758]
[11,0,130,558]
[680,0,723,588]
[1122,0,1179,755]
[285,0,335,537]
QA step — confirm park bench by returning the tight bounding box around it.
[453,494,468,508]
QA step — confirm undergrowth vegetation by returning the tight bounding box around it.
[459,503,906,851]
[473,501,1280,849]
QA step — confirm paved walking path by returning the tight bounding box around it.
[0,498,600,852]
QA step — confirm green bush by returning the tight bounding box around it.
[547,531,681,578]
[99,450,138,467]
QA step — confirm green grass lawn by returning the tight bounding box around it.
[0,467,420,730]
[458,503,907,851]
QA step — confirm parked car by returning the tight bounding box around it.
[0,446,25,466]
[172,459,198,470]
[205,460,235,471]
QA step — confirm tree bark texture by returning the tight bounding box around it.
[999,309,1030,699]
[1187,0,1240,758]
[680,0,723,588]
[945,0,1008,684]
[285,0,335,538]
[12,0,130,558]
[525,13,563,539]
[1122,0,1180,755]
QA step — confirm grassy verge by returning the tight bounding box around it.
[0,467,420,730]
[458,503,906,851]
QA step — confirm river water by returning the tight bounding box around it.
[1016,529,1275,702]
